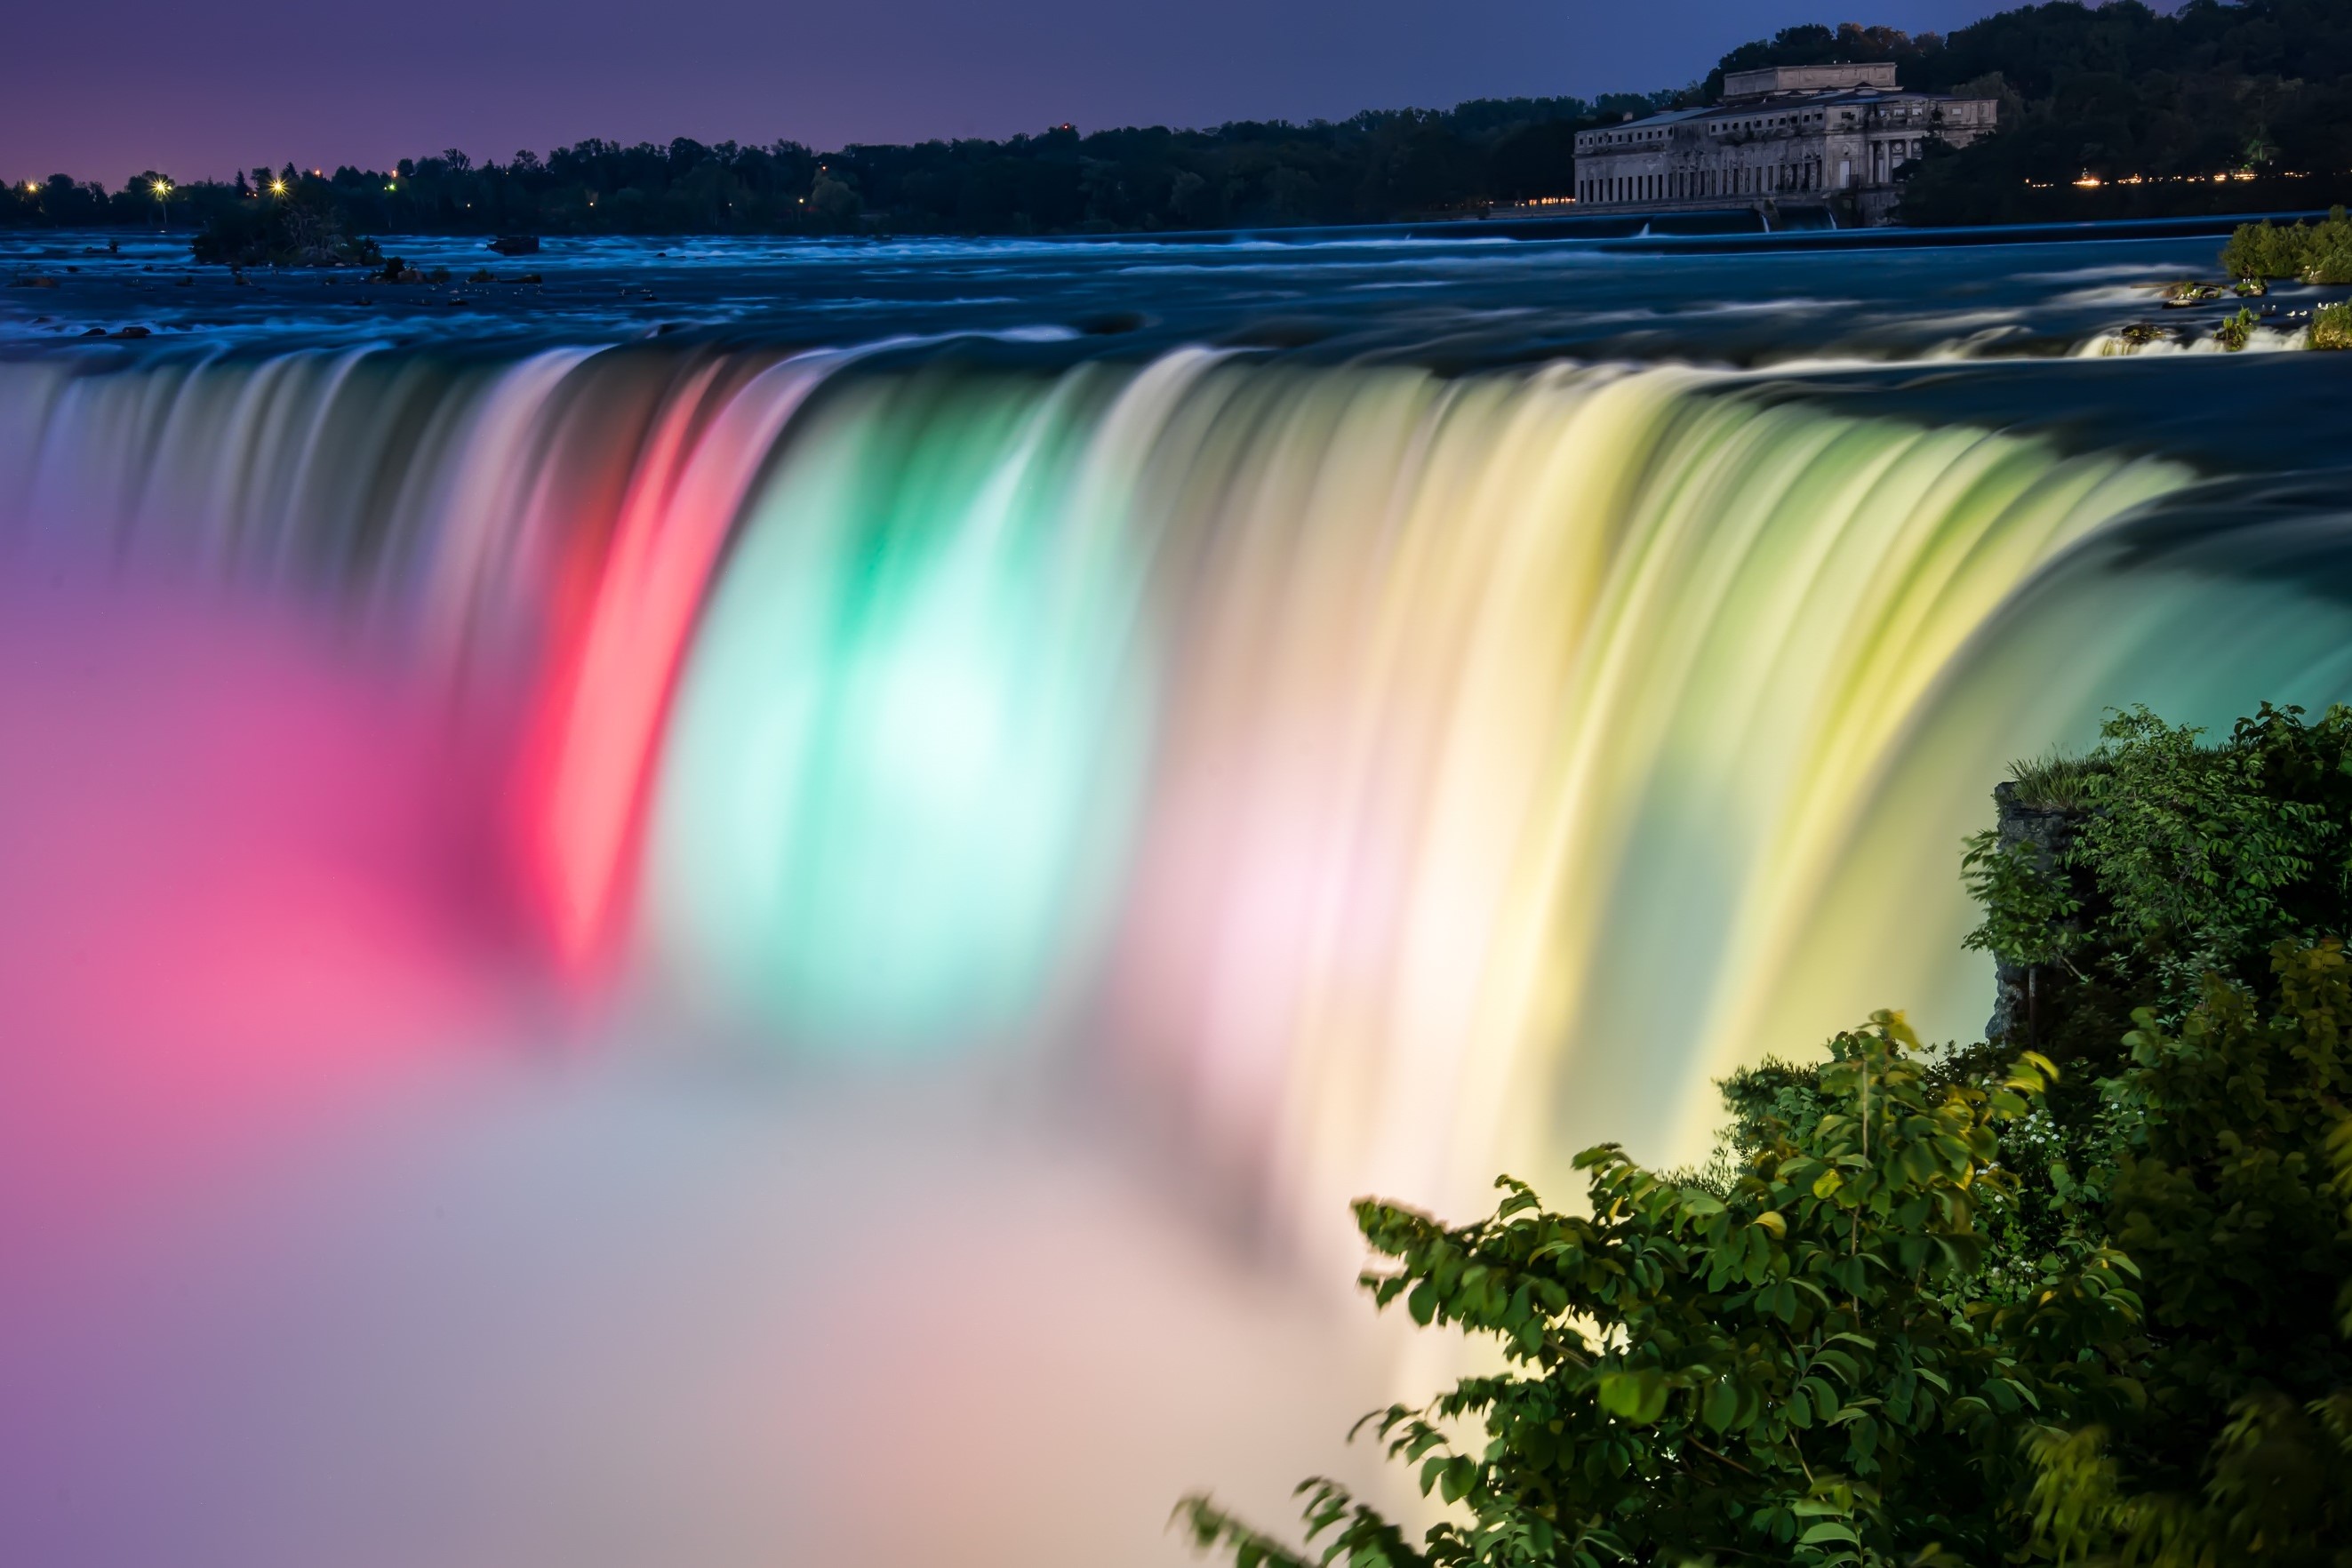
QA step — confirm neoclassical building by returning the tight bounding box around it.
[1572,63,1997,225]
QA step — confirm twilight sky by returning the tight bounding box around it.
[12,1,2021,185]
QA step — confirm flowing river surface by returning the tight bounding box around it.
[4,219,2350,1567]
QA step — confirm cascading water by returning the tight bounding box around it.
[19,341,2333,1267]
[17,228,2352,1568]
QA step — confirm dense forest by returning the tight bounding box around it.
[0,96,1665,256]
[1875,0,2352,221]
[4,0,2349,244]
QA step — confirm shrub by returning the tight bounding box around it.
[1180,1020,2138,1568]
[2024,942,2352,1564]
[190,191,380,268]
[2220,207,2352,284]
[2310,301,2352,350]
[2220,220,2303,281]
[1964,705,2352,1017]
[2214,307,2257,351]
[1955,706,2352,1563]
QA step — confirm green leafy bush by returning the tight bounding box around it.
[1180,1019,2140,1568]
[1943,706,2352,1564]
[2221,220,2306,282]
[2214,308,2257,351]
[2310,301,2352,351]
[1965,705,2352,1019]
[2221,208,2352,284]
[189,185,381,268]
[2025,941,2352,1565]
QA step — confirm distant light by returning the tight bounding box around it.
[2073,173,2101,188]
[269,179,287,195]
[151,179,171,196]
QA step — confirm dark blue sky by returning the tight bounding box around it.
[14,1,2020,184]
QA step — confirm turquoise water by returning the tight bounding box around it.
[1,214,2327,359]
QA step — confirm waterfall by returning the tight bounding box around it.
[18,341,2352,1256]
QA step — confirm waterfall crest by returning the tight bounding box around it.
[0,345,2252,1247]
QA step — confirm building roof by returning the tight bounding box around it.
[1722,62,1897,98]
[1575,87,1979,148]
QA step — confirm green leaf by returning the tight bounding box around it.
[1596,1369,1669,1425]
[1702,1377,1740,1432]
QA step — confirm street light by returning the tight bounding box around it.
[150,178,172,229]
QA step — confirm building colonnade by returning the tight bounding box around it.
[1577,162,1827,204]
[1573,134,1939,208]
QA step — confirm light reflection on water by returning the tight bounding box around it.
[3,216,2336,361]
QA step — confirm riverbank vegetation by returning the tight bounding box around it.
[2310,300,2352,348]
[4,1,2349,243]
[3,99,1660,246]
[2223,208,2352,283]
[1886,0,2352,225]
[1183,705,2352,1567]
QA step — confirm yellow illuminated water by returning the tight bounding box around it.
[20,343,2352,1267]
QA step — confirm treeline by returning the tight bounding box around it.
[0,95,1670,249]
[10,0,2352,244]
[1887,0,2352,223]
[1687,4,2352,223]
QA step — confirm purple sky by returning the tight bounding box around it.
[14,1,2020,185]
